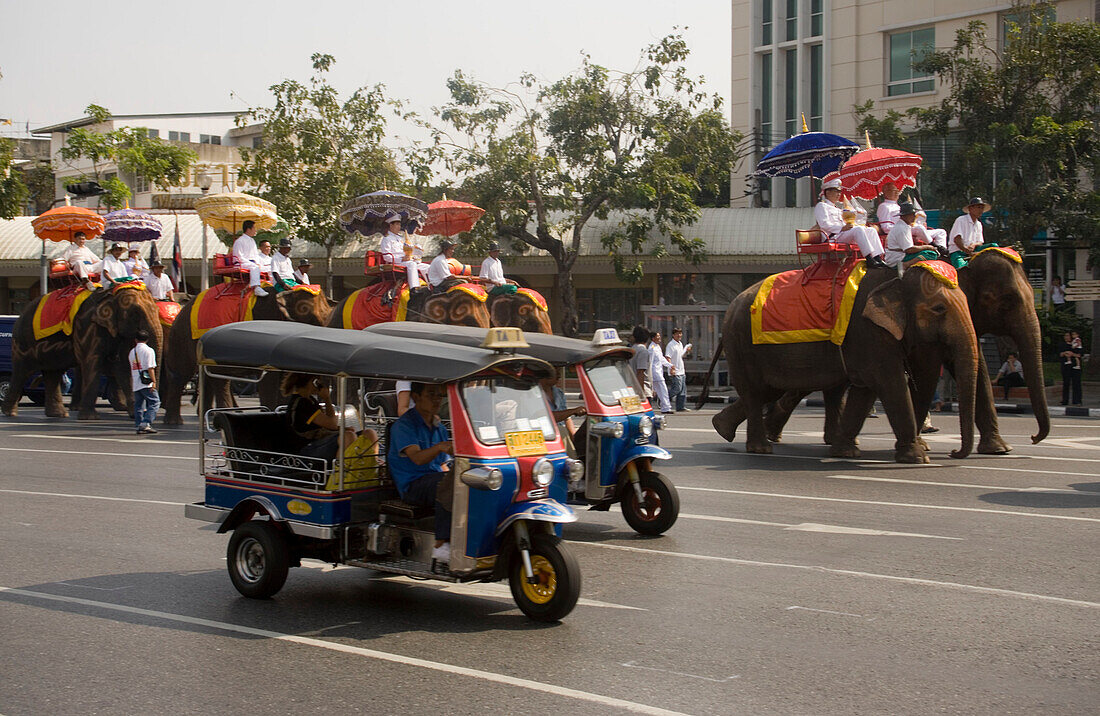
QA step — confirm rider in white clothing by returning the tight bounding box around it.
[814,178,887,267]
[231,220,268,296]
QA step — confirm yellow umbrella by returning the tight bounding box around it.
[194,192,278,234]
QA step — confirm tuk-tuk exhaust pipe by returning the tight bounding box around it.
[513,520,538,584]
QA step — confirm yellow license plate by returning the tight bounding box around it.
[619,395,643,413]
[505,430,546,457]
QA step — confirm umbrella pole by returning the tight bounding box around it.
[810,167,817,206]
[40,238,47,294]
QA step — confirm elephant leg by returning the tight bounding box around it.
[76,356,102,420]
[831,386,874,459]
[877,377,928,465]
[764,391,805,443]
[159,367,187,426]
[908,357,941,441]
[743,393,773,454]
[2,359,33,416]
[712,400,745,442]
[256,373,286,410]
[821,384,847,445]
[972,354,1011,455]
[42,370,69,418]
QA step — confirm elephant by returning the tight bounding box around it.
[711,265,979,463]
[327,276,491,330]
[487,289,553,333]
[160,287,333,426]
[2,285,164,420]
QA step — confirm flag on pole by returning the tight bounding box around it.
[169,214,184,291]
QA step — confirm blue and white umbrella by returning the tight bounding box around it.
[754,130,860,179]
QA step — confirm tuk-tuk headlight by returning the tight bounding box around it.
[460,466,503,491]
[566,458,584,481]
[639,415,654,437]
[532,458,554,487]
[590,421,624,439]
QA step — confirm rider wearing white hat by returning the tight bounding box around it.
[814,178,887,267]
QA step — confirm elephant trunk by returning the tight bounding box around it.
[950,326,979,459]
[1014,309,1050,444]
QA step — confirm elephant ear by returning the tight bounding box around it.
[92,296,118,336]
[863,280,907,342]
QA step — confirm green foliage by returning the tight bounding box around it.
[236,53,404,293]
[57,103,197,209]
[0,138,30,219]
[18,162,55,214]
[1036,306,1092,358]
[433,32,744,335]
[853,99,909,149]
[898,2,1100,252]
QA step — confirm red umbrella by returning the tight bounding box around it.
[839,146,923,201]
[31,205,105,242]
[417,199,485,237]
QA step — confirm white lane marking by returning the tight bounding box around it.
[827,474,1100,495]
[0,447,196,461]
[958,464,1100,478]
[0,489,183,506]
[678,512,960,540]
[620,661,740,683]
[295,566,645,611]
[676,485,1100,523]
[786,606,866,618]
[574,543,1100,610]
[0,586,687,716]
[13,433,193,446]
[53,581,132,592]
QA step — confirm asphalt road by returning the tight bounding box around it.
[1,403,1097,715]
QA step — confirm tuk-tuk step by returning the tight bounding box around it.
[346,558,475,583]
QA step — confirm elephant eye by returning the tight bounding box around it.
[930,303,948,315]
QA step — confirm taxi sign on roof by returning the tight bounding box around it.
[591,328,622,347]
[480,326,528,351]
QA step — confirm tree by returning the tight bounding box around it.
[57,104,197,209]
[237,53,403,296]
[0,138,29,219]
[434,33,743,336]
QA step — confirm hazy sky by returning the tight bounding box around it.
[0,0,731,148]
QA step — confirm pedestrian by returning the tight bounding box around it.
[648,330,673,414]
[629,325,653,400]
[128,329,160,434]
[1051,276,1067,311]
[994,352,1026,400]
[231,220,268,296]
[664,327,692,412]
[1058,331,1082,405]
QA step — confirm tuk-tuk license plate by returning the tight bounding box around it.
[619,395,644,413]
[505,430,546,457]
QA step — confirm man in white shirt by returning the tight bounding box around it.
[479,242,507,289]
[814,178,887,268]
[63,232,102,291]
[428,240,457,291]
[378,213,426,288]
[145,261,174,300]
[664,327,692,412]
[128,329,160,434]
[648,331,673,414]
[124,245,149,281]
[271,238,296,288]
[883,203,938,269]
[102,242,132,284]
[231,220,268,296]
[629,325,653,399]
[876,182,902,236]
[948,197,991,268]
[294,259,312,285]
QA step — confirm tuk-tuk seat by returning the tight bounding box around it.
[211,410,315,482]
[379,499,433,520]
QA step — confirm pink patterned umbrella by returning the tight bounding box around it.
[839,147,923,201]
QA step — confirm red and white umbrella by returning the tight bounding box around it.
[416,198,485,237]
[839,137,923,201]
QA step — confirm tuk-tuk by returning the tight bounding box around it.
[184,321,582,622]
[363,323,679,535]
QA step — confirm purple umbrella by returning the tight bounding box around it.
[102,208,164,243]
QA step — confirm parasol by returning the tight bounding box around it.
[754,117,860,180]
[416,198,486,237]
[838,135,923,201]
[339,191,429,237]
[194,192,278,234]
[102,208,163,243]
[31,204,105,243]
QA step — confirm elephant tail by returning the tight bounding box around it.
[694,341,724,409]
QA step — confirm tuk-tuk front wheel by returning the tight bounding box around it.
[621,471,679,535]
[227,520,290,599]
[508,532,581,622]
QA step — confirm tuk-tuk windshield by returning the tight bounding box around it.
[461,376,557,445]
[584,356,644,407]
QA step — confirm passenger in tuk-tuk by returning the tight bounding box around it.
[283,373,364,461]
[539,369,585,436]
[386,382,454,564]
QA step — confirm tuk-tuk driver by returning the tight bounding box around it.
[387,382,454,566]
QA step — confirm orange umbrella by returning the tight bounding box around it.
[417,199,485,237]
[31,205,106,242]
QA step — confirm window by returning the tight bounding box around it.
[252,136,264,149]
[809,44,823,131]
[575,287,645,335]
[810,0,823,37]
[761,0,773,45]
[888,28,935,96]
[168,131,191,142]
[1001,7,1055,49]
[199,134,222,145]
[133,174,150,193]
[784,49,798,138]
[146,128,159,139]
[785,0,798,41]
[760,53,773,149]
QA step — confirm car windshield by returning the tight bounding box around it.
[584,356,643,407]
[461,376,557,445]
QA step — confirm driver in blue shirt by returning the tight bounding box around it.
[387,382,454,566]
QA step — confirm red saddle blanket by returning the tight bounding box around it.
[751,259,867,345]
[340,280,412,330]
[156,300,182,326]
[516,287,548,311]
[33,284,93,340]
[189,282,259,340]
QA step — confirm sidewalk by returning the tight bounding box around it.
[686,382,1100,418]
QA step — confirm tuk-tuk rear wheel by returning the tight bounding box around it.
[227,520,290,599]
[509,532,581,622]
[621,471,679,535]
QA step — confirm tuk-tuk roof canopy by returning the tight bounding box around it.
[198,321,554,381]
[362,323,634,366]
